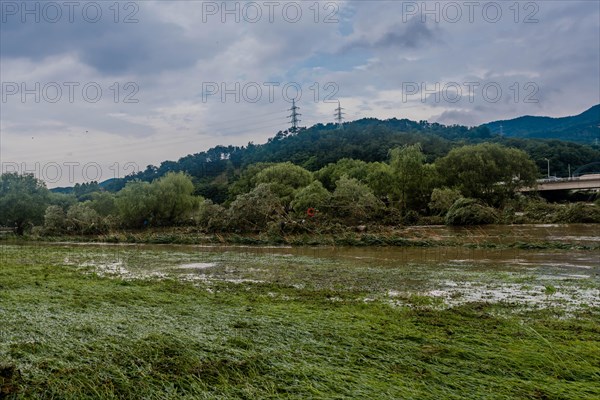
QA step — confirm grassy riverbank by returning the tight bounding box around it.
[1,243,599,399]
[4,224,600,251]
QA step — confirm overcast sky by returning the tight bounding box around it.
[1,0,599,186]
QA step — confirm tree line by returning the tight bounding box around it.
[5,142,597,236]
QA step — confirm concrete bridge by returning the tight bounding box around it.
[523,174,600,192]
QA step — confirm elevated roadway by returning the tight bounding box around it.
[522,174,600,192]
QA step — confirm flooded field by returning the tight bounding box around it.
[2,225,599,399]
[7,224,599,313]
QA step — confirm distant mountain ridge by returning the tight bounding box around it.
[484,105,600,143]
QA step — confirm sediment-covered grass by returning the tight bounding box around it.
[1,244,599,399]
[5,223,600,251]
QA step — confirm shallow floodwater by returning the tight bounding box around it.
[5,224,599,312]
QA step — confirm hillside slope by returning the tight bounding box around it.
[485,105,600,143]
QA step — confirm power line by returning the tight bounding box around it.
[201,109,287,129]
[3,102,309,168]
[5,117,289,162]
[199,116,288,133]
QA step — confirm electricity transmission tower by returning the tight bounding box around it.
[288,99,301,133]
[334,101,345,129]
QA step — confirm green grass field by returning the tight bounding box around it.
[1,244,599,399]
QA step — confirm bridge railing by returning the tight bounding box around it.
[537,174,600,184]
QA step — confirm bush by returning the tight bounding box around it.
[330,176,383,225]
[499,194,536,223]
[193,200,227,232]
[551,203,600,223]
[44,205,67,234]
[523,199,558,223]
[429,188,462,216]
[227,184,285,232]
[254,162,314,207]
[445,198,498,226]
[379,206,403,226]
[89,192,117,216]
[290,181,331,217]
[66,203,105,234]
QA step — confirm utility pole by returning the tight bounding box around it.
[544,158,550,178]
[334,100,345,129]
[288,99,301,134]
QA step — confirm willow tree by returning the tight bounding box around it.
[0,173,50,234]
[115,172,200,227]
[389,144,438,213]
[330,176,383,224]
[254,162,314,208]
[290,181,331,216]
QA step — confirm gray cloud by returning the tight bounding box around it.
[1,0,598,187]
[0,4,199,74]
[340,17,441,53]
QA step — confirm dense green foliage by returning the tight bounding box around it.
[329,176,384,224]
[429,188,462,216]
[389,144,438,211]
[226,183,285,232]
[445,198,499,226]
[0,173,50,234]
[115,172,200,228]
[437,143,538,205]
[254,162,314,208]
[290,181,331,216]
[1,139,599,235]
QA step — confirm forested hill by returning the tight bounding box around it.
[100,119,491,195]
[76,114,600,204]
[485,104,600,143]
